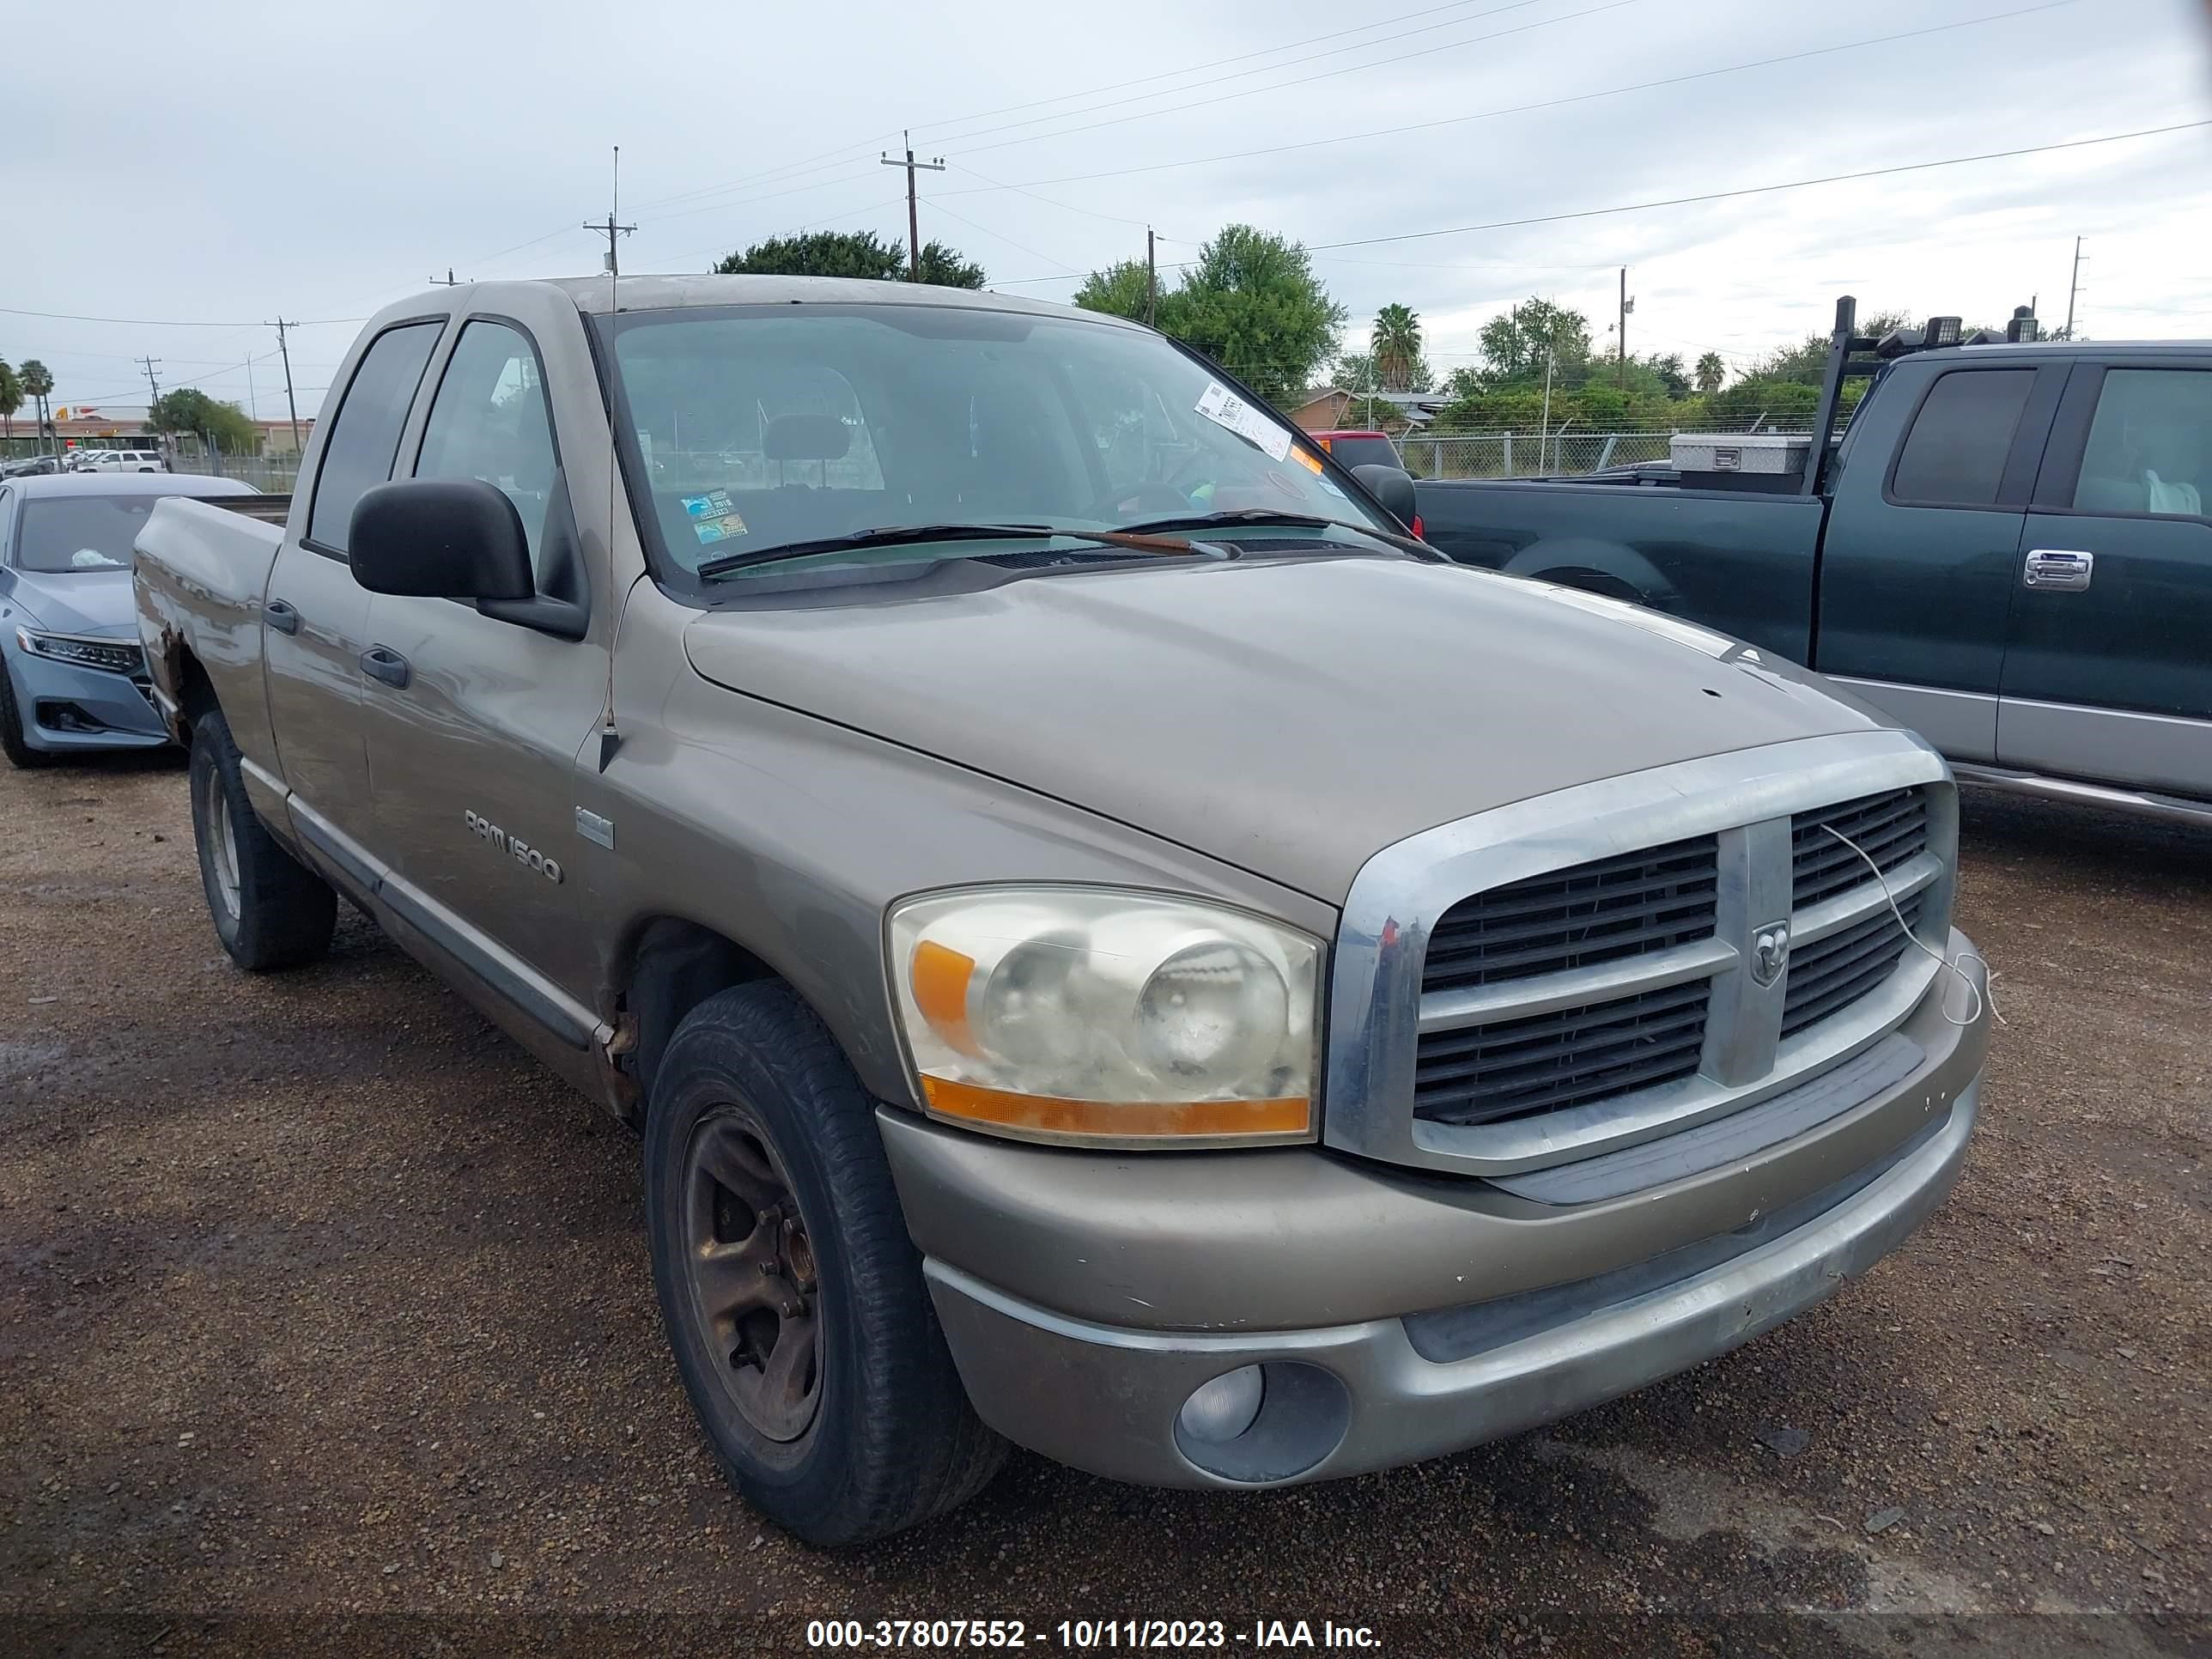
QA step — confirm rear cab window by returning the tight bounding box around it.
[1321,435,1401,471]
[1887,368,2036,507]
[307,321,444,554]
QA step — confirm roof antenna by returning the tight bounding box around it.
[589,143,635,773]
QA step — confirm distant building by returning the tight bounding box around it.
[1285,387,1355,430]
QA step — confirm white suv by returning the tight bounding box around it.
[73,449,167,473]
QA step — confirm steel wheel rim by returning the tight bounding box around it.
[201,769,241,920]
[681,1103,823,1443]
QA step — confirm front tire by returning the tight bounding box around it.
[189,707,337,970]
[0,665,54,769]
[644,981,1005,1547]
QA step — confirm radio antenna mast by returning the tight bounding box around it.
[592,144,634,772]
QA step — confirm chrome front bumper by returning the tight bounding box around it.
[915,1085,1976,1487]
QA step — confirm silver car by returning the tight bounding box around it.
[0,471,258,765]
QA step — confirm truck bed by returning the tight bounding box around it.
[1413,477,1826,664]
[133,494,286,767]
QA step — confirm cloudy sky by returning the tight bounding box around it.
[8,0,2209,419]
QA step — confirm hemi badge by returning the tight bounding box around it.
[575,807,616,850]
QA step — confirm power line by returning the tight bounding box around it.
[0,305,363,329]
[1305,119,2212,252]
[933,0,1570,156]
[954,0,1639,163]
[620,0,1512,219]
[929,0,2081,199]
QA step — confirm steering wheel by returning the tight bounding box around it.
[1084,481,1193,520]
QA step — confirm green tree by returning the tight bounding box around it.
[149,388,257,453]
[1370,303,1429,392]
[1331,350,1376,392]
[1645,352,1689,399]
[1694,351,1726,394]
[0,360,21,447]
[1072,259,1154,319]
[1077,225,1346,406]
[713,228,984,288]
[1478,298,1593,385]
[18,359,53,452]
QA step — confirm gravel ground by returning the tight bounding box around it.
[2,755,2205,1657]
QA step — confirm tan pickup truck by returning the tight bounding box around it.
[133,275,1990,1546]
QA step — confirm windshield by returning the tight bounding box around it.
[16,495,163,574]
[601,303,1397,581]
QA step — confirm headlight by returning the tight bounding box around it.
[15,629,145,676]
[889,887,1322,1147]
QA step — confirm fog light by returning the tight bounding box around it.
[1177,1365,1264,1444]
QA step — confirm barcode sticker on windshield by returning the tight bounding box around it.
[1194,381,1292,463]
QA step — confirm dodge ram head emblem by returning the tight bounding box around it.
[1751,921,1790,988]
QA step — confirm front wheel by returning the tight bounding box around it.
[644,981,1005,1547]
[189,707,337,970]
[0,665,54,769]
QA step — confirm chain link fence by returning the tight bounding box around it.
[1397,423,1820,480]
[167,453,301,493]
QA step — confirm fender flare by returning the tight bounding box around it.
[1498,537,1677,610]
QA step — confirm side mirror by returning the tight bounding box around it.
[1352,462,1418,531]
[348,479,533,602]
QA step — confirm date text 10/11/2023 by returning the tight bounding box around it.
[805,1619,1383,1650]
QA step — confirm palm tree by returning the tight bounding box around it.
[18,360,54,456]
[0,360,21,450]
[1694,351,1726,395]
[1371,303,1423,393]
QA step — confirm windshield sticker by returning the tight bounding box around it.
[1194,381,1292,463]
[1291,447,1324,476]
[682,489,749,545]
[1315,476,1346,498]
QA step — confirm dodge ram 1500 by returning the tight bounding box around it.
[136,274,1989,1545]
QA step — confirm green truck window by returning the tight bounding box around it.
[2074,368,2209,519]
[1890,368,2035,508]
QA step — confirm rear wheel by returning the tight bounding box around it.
[644,981,1005,1547]
[188,707,337,970]
[0,665,54,769]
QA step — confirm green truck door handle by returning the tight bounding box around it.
[2022,549,2094,592]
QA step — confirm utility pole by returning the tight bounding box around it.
[139,356,162,464]
[586,147,637,285]
[1617,266,1632,390]
[880,131,946,282]
[268,319,303,456]
[1146,228,1158,326]
[430,268,464,286]
[2063,235,2085,341]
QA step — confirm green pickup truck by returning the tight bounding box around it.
[1412,301,2212,825]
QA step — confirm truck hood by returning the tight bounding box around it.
[1,567,136,636]
[684,556,1892,903]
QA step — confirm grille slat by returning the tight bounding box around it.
[1414,982,1711,1127]
[1423,836,1718,996]
[1781,896,1925,1039]
[1791,788,1929,910]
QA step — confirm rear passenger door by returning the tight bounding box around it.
[357,310,611,1027]
[1999,362,2212,799]
[1812,362,2064,762]
[264,318,444,866]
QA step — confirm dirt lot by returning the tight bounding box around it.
[2,755,2205,1657]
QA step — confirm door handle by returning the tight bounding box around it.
[264,598,301,635]
[2022,549,2094,591]
[360,646,411,690]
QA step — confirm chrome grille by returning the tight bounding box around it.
[1792,788,1929,909]
[1327,735,1958,1178]
[1783,893,1925,1039]
[1421,836,1719,995]
[1414,980,1710,1127]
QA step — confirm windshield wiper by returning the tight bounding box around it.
[1112,509,1438,559]
[698,522,1215,580]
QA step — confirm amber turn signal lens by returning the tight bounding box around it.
[920,1076,1311,1142]
[909,939,980,1055]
